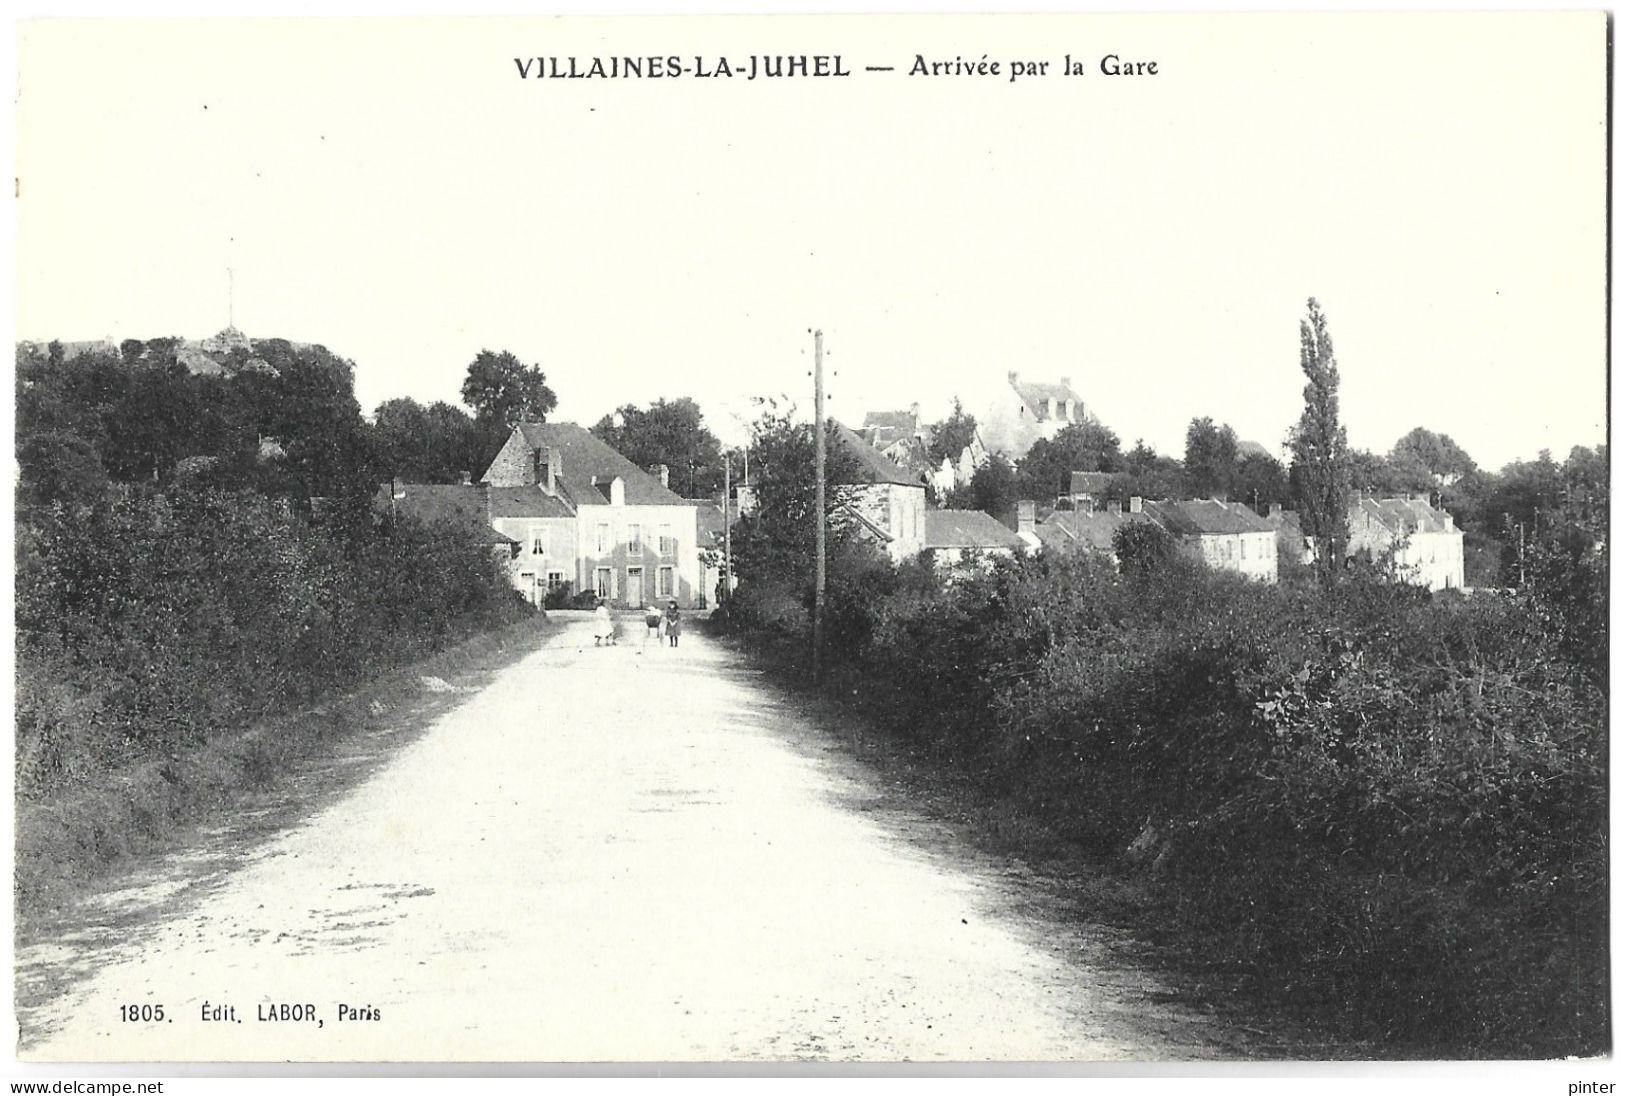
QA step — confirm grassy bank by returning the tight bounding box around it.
[16,613,556,928]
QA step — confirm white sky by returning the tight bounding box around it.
[13,11,1608,471]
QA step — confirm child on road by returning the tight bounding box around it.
[594,599,615,646]
[663,601,683,648]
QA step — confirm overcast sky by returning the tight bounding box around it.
[15,12,1607,471]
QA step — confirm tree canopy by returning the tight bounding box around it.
[460,350,558,433]
[590,397,725,498]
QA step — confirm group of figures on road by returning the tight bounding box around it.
[592,599,683,648]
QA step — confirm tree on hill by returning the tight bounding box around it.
[372,398,487,483]
[1110,440,1183,503]
[1184,416,1239,498]
[1017,420,1122,502]
[1287,298,1351,581]
[590,397,725,498]
[1390,427,1477,492]
[1233,451,1290,513]
[929,397,979,465]
[966,453,1021,520]
[460,350,558,433]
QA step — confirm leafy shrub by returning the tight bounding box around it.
[716,537,1607,1056]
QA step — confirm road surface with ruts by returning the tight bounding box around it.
[18,613,1269,1062]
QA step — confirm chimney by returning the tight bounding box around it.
[1129,496,1143,514]
[459,470,472,486]
[1269,502,1283,518]
[909,401,920,423]
[1007,370,1019,386]
[1059,375,1072,389]
[1016,500,1036,536]
[535,446,561,495]
[650,463,670,489]
[1107,500,1121,514]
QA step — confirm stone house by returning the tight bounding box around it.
[481,422,703,609]
[829,420,927,563]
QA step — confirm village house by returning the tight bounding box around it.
[481,422,703,609]
[1346,496,1465,591]
[1036,496,1279,582]
[978,372,1091,459]
[922,508,1027,569]
[1066,471,1114,512]
[829,420,927,562]
[859,405,987,497]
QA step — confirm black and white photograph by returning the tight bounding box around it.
[7,7,1611,1078]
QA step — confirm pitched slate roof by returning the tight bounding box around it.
[689,499,728,542]
[487,485,576,519]
[1040,509,1153,553]
[923,509,1024,551]
[512,422,691,506]
[1353,497,1457,536]
[1143,499,1275,536]
[1236,440,1275,461]
[829,420,927,488]
[1069,471,1113,496]
[375,483,518,545]
[860,409,921,448]
[1009,375,1088,423]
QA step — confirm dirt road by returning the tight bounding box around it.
[18,613,1257,1062]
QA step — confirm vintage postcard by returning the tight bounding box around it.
[10,10,1609,1071]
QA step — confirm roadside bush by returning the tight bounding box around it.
[15,485,531,799]
[717,537,1608,1056]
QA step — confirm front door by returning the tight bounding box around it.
[626,567,644,609]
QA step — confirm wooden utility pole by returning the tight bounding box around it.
[723,452,733,606]
[812,329,827,683]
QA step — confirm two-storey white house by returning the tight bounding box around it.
[481,422,703,609]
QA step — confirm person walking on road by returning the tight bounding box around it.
[664,600,683,648]
[594,598,616,647]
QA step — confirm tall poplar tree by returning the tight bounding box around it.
[1288,298,1350,581]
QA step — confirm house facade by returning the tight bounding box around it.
[1347,496,1464,591]
[481,422,703,609]
[830,420,927,562]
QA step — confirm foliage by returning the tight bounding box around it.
[929,397,979,465]
[1232,452,1290,513]
[716,526,1607,1056]
[1288,298,1351,580]
[1110,440,1183,503]
[727,409,860,586]
[372,397,488,483]
[459,349,558,441]
[1110,520,1180,577]
[966,453,1020,519]
[1017,420,1122,502]
[590,397,725,498]
[16,486,530,799]
[1183,416,1239,498]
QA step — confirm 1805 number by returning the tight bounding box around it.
[119,1004,166,1022]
